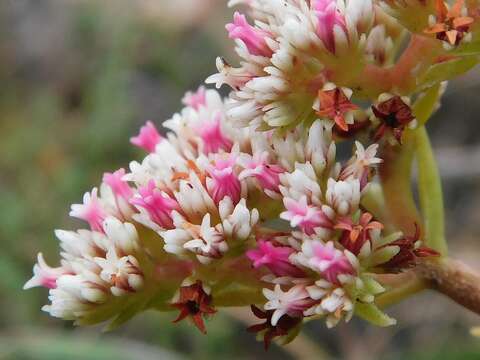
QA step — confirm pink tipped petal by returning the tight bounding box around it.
[226,12,273,57]
[239,152,284,193]
[69,188,106,232]
[247,240,304,277]
[130,121,163,153]
[309,241,354,283]
[312,0,346,52]
[206,155,242,205]
[183,87,207,111]
[24,253,66,290]
[103,169,133,201]
[198,112,233,154]
[130,180,179,229]
[280,197,332,235]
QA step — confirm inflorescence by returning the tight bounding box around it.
[25,0,478,349]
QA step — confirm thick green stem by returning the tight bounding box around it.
[414,126,448,255]
[379,134,422,235]
[375,273,426,308]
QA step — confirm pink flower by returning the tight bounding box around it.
[312,0,346,53]
[24,253,66,290]
[280,196,332,235]
[308,241,354,284]
[239,152,284,193]
[130,180,180,229]
[247,239,304,277]
[226,12,273,57]
[103,169,133,201]
[130,121,163,153]
[197,112,233,154]
[182,87,207,111]
[206,155,242,205]
[70,188,106,232]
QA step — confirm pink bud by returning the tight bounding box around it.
[247,239,304,277]
[69,188,106,233]
[130,121,163,153]
[197,112,233,154]
[130,180,180,229]
[239,152,284,193]
[103,168,133,201]
[280,196,333,235]
[206,155,242,205]
[182,87,207,111]
[309,241,354,283]
[226,12,273,57]
[312,0,346,53]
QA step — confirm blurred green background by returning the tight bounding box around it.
[1,1,480,359]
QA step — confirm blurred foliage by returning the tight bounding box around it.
[1,1,479,359]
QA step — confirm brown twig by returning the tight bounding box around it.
[415,258,480,316]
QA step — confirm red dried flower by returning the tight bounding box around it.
[372,96,415,143]
[424,0,474,46]
[172,281,217,334]
[382,224,440,271]
[317,88,359,131]
[247,305,302,350]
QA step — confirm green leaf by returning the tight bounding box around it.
[362,276,385,295]
[368,246,400,267]
[355,302,397,327]
[418,56,479,89]
[413,83,442,126]
[452,41,480,56]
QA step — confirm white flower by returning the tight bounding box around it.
[263,284,312,325]
[325,178,361,216]
[183,214,228,264]
[220,198,259,241]
[205,57,253,90]
[305,280,354,328]
[96,250,144,296]
[280,163,322,206]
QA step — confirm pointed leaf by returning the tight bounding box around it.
[355,302,397,327]
[418,56,479,89]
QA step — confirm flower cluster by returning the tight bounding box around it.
[26,0,477,350]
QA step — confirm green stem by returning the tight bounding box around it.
[414,126,448,255]
[379,134,421,235]
[375,273,426,308]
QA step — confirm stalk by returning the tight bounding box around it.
[414,126,448,255]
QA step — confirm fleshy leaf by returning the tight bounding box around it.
[452,41,480,56]
[413,83,442,126]
[362,275,386,295]
[368,246,400,267]
[418,56,479,89]
[355,302,397,327]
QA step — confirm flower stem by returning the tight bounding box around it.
[375,272,426,308]
[414,126,448,255]
[376,257,480,317]
[415,258,480,315]
[379,133,422,235]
